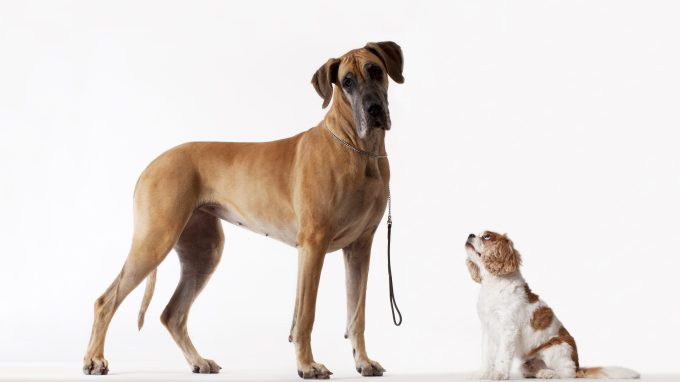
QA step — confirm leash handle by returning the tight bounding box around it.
[387,187,402,326]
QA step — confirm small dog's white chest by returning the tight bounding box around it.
[477,280,526,329]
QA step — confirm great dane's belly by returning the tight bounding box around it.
[199,203,299,247]
[199,196,383,252]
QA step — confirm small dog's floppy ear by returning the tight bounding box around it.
[365,41,404,84]
[466,259,482,283]
[482,235,521,276]
[311,58,340,109]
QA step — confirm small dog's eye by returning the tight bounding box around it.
[482,234,491,241]
[342,77,353,88]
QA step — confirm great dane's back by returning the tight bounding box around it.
[135,137,302,247]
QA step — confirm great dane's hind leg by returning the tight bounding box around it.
[83,224,184,375]
[343,229,385,377]
[83,158,197,376]
[290,231,332,379]
[161,208,224,374]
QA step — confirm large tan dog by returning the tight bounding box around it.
[83,41,404,379]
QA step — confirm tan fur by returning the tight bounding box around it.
[576,367,606,378]
[466,259,482,283]
[82,42,404,378]
[480,232,521,276]
[530,306,554,330]
[137,268,156,330]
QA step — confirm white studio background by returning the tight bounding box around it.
[1,0,679,376]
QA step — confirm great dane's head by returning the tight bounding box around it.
[312,41,404,138]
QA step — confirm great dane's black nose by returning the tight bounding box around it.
[468,233,476,239]
[367,104,383,117]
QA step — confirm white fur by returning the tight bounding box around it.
[465,232,639,380]
[596,367,641,379]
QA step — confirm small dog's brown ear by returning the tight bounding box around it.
[466,259,482,283]
[365,41,404,84]
[483,237,521,276]
[311,58,340,109]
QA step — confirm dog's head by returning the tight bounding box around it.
[465,231,521,282]
[311,41,404,138]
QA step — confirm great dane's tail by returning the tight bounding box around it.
[137,269,157,330]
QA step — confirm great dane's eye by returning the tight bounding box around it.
[342,77,353,89]
[366,64,383,80]
[482,234,491,241]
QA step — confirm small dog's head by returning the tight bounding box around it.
[465,231,521,281]
[311,41,404,138]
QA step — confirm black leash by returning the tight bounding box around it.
[324,125,402,326]
[386,186,402,326]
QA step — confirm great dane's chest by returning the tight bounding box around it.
[326,172,388,251]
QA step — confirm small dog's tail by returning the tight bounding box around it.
[576,366,640,379]
[137,269,157,330]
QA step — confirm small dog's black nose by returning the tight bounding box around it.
[468,233,476,239]
[367,104,382,117]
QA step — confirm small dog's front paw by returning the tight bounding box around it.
[487,371,509,380]
[472,370,493,380]
[535,369,557,379]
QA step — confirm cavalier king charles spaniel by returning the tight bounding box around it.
[465,231,639,380]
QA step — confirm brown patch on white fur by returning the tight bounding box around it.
[530,306,554,330]
[524,283,539,303]
[481,232,521,276]
[466,259,482,283]
[560,326,579,368]
[526,326,580,368]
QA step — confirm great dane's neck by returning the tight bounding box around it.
[321,87,387,157]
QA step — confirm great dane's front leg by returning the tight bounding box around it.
[343,230,385,377]
[291,231,332,379]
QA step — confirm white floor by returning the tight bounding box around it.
[0,363,675,382]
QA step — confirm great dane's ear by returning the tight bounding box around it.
[365,41,404,84]
[311,58,340,109]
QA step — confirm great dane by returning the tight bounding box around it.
[83,41,404,379]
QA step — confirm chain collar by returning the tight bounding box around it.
[324,125,388,159]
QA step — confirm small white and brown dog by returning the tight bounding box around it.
[465,231,639,380]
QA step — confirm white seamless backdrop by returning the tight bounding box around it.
[1,0,679,376]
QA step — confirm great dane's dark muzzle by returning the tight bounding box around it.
[355,89,390,135]
[364,94,388,130]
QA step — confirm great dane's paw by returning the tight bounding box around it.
[535,369,557,379]
[83,356,109,375]
[356,358,385,377]
[297,362,332,379]
[191,358,222,374]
